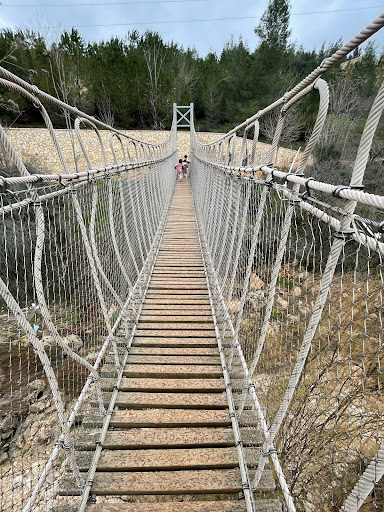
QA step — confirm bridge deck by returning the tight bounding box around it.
[62,180,281,511]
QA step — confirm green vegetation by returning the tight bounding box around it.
[0,0,382,140]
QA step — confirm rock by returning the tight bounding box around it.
[63,334,83,352]
[1,430,13,441]
[0,451,8,464]
[287,314,299,324]
[248,290,265,312]
[297,272,305,281]
[293,287,302,298]
[28,379,46,394]
[342,293,349,299]
[229,300,241,314]
[29,402,46,414]
[276,297,288,310]
[250,273,264,291]
[368,313,378,321]
[0,414,18,433]
[42,335,56,349]
[22,442,31,454]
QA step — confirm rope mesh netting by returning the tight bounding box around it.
[190,16,384,512]
[0,68,177,511]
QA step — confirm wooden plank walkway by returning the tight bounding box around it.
[61,180,282,511]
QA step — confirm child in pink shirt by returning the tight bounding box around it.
[175,159,184,181]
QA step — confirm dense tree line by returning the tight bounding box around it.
[0,0,383,142]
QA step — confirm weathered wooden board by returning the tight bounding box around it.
[132,337,217,348]
[76,427,235,450]
[123,364,223,378]
[128,347,218,356]
[80,501,282,512]
[134,330,216,338]
[76,446,258,471]
[109,391,228,409]
[60,468,276,495]
[100,377,224,392]
[124,355,221,365]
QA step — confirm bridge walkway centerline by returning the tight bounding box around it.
[60,179,281,512]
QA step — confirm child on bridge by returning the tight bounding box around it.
[175,159,185,182]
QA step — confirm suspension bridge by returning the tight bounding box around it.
[0,13,384,512]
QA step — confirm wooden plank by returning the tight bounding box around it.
[108,391,228,409]
[134,330,215,338]
[139,315,213,323]
[132,337,217,348]
[128,347,218,356]
[137,323,214,331]
[141,304,211,311]
[148,285,208,291]
[123,364,223,378]
[126,355,220,365]
[100,377,225,392]
[79,501,283,512]
[141,312,212,316]
[143,299,211,305]
[140,311,212,317]
[76,447,257,471]
[76,427,235,450]
[106,409,232,427]
[60,468,276,495]
[145,290,209,296]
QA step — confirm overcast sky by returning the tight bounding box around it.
[0,0,383,57]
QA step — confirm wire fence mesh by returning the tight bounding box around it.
[0,67,177,511]
[191,71,384,512]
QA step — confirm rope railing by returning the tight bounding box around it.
[0,67,177,511]
[190,13,384,512]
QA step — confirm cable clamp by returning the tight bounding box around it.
[229,411,236,419]
[300,176,315,199]
[333,227,355,240]
[378,221,384,234]
[262,447,277,457]
[86,495,97,504]
[265,170,276,188]
[332,185,350,198]
[288,196,301,205]
[95,440,103,448]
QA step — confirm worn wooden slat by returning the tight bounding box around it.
[108,392,228,409]
[108,409,232,427]
[134,330,215,338]
[132,337,217,347]
[143,298,211,305]
[123,364,223,378]
[137,323,214,331]
[60,468,276,495]
[140,309,212,316]
[128,347,218,356]
[141,304,211,310]
[145,291,209,296]
[100,377,225,392]
[80,501,283,512]
[77,447,258,472]
[76,427,235,450]
[125,355,220,365]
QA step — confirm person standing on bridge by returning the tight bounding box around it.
[182,155,190,178]
[175,159,185,182]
